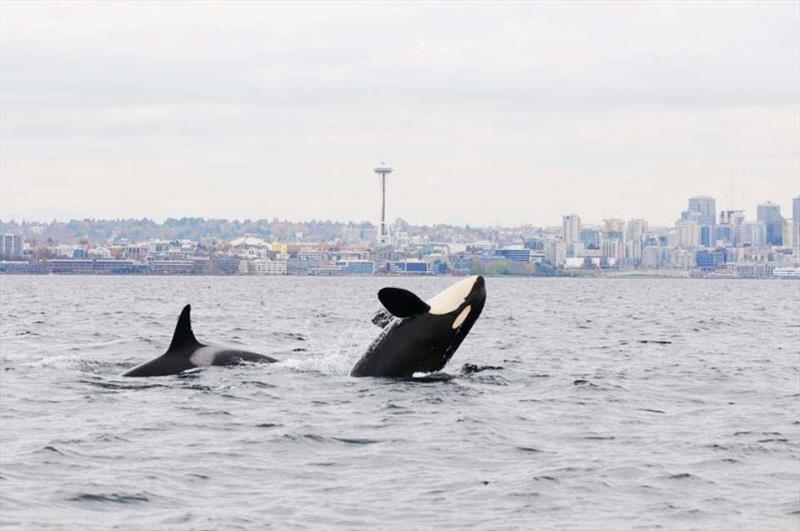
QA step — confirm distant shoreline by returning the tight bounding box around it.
[0,273,795,280]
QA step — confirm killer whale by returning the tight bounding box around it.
[123,305,277,377]
[350,275,486,378]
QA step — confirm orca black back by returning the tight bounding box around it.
[123,305,277,377]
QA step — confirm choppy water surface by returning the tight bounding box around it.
[1,276,798,530]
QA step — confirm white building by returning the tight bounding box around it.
[562,214,581,243]
[626,219,647,242]
[545,240,566,266]
[239,258,288,275]
[782,219,796,249]
[740,222,766,247]
[1,233,22,258]
[674,220,700,247]
[88,247,112,259]
[230,235,271,258]
[604,218,625,236]
[566,241,583,258]
[642,245,662,268]
[624,240,642,265]
[669,248,696,269]
[602,239,624,261]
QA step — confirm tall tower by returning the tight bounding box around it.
[562,214,581,243]
[757,202,783,246]
[374,162,393,244]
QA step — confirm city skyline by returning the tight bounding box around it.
[1,192,798,230]
[1,2,798,226]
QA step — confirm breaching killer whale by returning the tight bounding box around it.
[123,305,277,377]
[350,275,487,378]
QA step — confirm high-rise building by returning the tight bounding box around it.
[580,228,601,250]
[674,220,700,247]
[682,196,716,226]
[545,240,566,266]
[601,239,624,261]
[1,233,23,258]
[642,246,662,268]
[604,218,625,240]
[718,209,746,246]
[757,202,783,245]
[562,214,581,244]
[783,219,796,249]
[624,239,642,265]
[793,196,800,249]
[626,219,647,242]
[740,221,766,246]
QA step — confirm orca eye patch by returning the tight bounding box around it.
[452,305,471,329]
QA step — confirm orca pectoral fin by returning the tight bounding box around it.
[166,304,201,354]
[378,288,431,318]
[371,309,394,327]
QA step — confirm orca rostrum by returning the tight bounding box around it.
[123,305,277,377]
[350,275,487,378]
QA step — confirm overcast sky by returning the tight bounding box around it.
[1,1,798,226]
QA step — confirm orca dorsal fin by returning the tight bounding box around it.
[378,288,431,318]
[167,304,201,353]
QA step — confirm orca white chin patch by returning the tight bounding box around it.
[427,275,478,315]
[452,305,471,329]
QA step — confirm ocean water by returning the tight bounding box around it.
[0,275,798,530]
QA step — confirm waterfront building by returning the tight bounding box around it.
[336,260,376,274]
[387,260,431,275]
[48,259,139,274]
[757,202,783,246]
[151,260,195,275]
[562,214,581,244]
[696,250,726,270]
[0,261,42,274]
[239,258,288,275]
[213,257,242,275]
[2,233,23,258]
[724,262,774,278]
[774,266,800,279]
[495,248,532,262]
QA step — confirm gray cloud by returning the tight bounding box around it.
[1,1,798,225]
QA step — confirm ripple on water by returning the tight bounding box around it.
[0,276,798,530]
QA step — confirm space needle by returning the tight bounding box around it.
[374,162,393,244]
